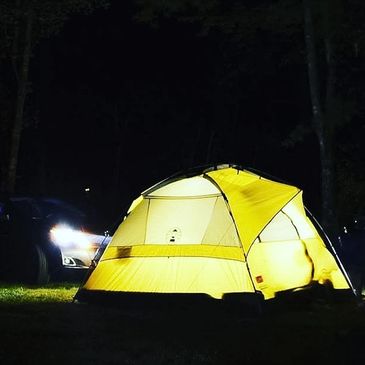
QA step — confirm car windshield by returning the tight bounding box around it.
[38,199,85,218]
[9,197,86,227]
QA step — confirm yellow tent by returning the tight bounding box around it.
[76,165,351,301]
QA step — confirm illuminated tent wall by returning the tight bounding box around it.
[76,165,351,301]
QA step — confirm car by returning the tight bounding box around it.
[0,195,108,284]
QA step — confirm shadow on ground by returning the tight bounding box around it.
[1,285,365,365]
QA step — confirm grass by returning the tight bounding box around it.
[0,283,78,303]
[1,284,365,365]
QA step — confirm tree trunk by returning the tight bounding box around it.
[318,126,336,233]
[303,0,337,234]
[6,8,33,193]
[322,0,341,234]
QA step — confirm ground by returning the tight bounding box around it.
[0,284,365,365]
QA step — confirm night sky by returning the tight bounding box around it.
[9,0,364,230]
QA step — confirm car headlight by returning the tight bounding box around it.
[50,224,92,249]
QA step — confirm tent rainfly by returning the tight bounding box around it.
[75,165,351,302]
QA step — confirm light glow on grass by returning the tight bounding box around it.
[0,283,79,303]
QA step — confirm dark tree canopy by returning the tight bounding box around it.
[0,0,364,232]
[0,0,109,193]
